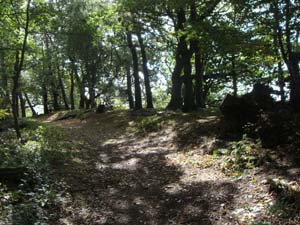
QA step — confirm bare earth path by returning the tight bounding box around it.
[45,111,277,225]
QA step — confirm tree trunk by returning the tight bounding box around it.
[70,65,75,110]
[19,93,26,118]
[88,64,97,109]
[127,32,142,110]
[11,0,31,139]
[182,47,195,112]
[137,32,153,108]
[182,6,195,112]
[74,66,86,109]
[51,78,60,111]
[277,62,285,102]
[167,9,186,110]
[231,55,238,97]
[289,53,300,109]
[12,52,21,138]
[42,83,49,114]
[194,44,205,108]
[126,65,135,109]
[58,66,70,110]
[24,93,37,116]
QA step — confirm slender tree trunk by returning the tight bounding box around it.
[278,62,285,102]
[24,93,37,116]
[58,66,70,110]
[231,54,238,97]
[42,83,49,114]
[88,65,97,109]
[51,78,60,111]
[137,32,153,108]
[274,0,300,110]
[126,65,135,109]
[194,44,205,108]
[127,32,142,110]
[70,65,75,110]
[74,65,86,109]
[12,52,21,137]
[19,93,26,118]
[11,0,31,138]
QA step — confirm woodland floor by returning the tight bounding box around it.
[39,110,300,225]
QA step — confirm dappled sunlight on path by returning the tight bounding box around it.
[44,111,274,224]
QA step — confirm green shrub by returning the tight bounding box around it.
[214,135,259,176]
[0,122,69,224]
[136,115,163,133]
[0,109,9,120]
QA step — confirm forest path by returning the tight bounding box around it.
[46,110,271,225]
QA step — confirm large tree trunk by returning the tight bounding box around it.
[182,52,195,112]
[24,93,37,116]
[167,9,186,110]
[194,44,205,108]
[126,65,135,109]
[288,52,300,109]
[137,32,153,109]
[127,32,142,110]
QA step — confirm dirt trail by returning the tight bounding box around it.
[47,111,273,225]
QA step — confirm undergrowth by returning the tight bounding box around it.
[213,135,259,177]
[0,119,70,224]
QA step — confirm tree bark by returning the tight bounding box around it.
[11,0,31,138]
[277,62,285,102]
[70,64,75,110]
[42,83,49,114]
[58,65,70,110]
[19,93,26,118]
[51,77,60,111]
[77,68,86,109]
[137,32,153,108]
[167,9,186,110]
[231,54,238,97]
[194,44,205,108]
[273,0,300,109]
[24,93,37,116]
[126,65,135,109]
[127,32,142,110]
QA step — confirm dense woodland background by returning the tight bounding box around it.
[0,0,299,131]
[1,0,300,224]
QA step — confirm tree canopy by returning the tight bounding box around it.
[0,0,299,134]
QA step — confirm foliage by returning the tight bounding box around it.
[214,135,259,177]
[0,121,70,224]
[0,110,9,120]
[136,115,164,133]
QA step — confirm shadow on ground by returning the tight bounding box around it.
[46,110,238,224]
